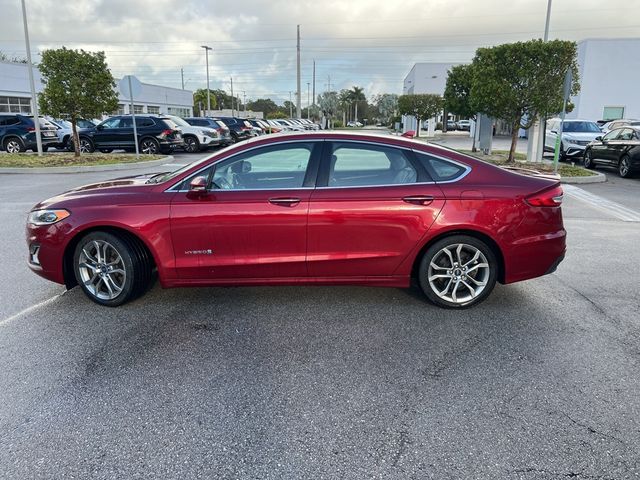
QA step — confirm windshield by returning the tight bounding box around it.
[563,121,601,133]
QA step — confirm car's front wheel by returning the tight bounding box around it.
[73,231,153,307]
[583,149,595,169]
[183,136,200,153]
[418,235,498,309]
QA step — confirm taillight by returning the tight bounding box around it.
[525,185,564,207]
[27,127,35,132]
[161,129,173,136]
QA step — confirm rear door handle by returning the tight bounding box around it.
[269,197,301,207]
[402,195,434,205]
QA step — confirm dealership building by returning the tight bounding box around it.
[0,60,193,117]
[402,38,640,132]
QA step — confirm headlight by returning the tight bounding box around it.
[28,209,70,226]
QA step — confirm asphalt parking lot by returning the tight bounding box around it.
[1,152,639,479]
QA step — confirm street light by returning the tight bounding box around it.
[307,82,310,120]
[201,45,212,115]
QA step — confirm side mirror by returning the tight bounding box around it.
[595,136,602,141]
[188,176,208,196]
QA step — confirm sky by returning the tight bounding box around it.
[1,0,639,105]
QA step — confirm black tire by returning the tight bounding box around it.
[418,235,498,309]
[3,137,25,153]
[41,146,49,152]
[619,155,633,178]
[99,148,113,153]
[70,137,95,153]
[183,135,200,153]
[583,149,595,169]
[139,137,160,154]
[73,231,153,307]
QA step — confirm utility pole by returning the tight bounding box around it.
[289,91,293,118]
[230,77,234,116]
[21,0,42,156]
[201,46,212,114]
[312,60,316,119]
[307,82,310,120]
[296,25,302,118]
[181,67,184,90]
[242,91,246,114]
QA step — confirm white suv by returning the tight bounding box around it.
[166,115,221,153]
[544,119,602,161]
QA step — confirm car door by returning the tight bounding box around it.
[169,140,322,280]
[593,129,622,165]
[307,141,445,278]
[610,128,634,164]
[93,117,122,147]
[114,116,136,149]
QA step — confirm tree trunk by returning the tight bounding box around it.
[415,116,420,138]
[507,120,520,164]
[471,116,477,152]
[71,118,80,158]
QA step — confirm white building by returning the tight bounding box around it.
[0,60,193,117]
[568,38,640,121]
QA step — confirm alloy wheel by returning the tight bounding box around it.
[619,157,630,177]
[427,243,490,304]
[79,139,92,153]
[77,240,126,300]
[5,139,22,153]
[584,150,593,168]
[184,137,198,153]
[141,139,159,154]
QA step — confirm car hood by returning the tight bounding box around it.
[32,172,162,209]
[562,132,601,141]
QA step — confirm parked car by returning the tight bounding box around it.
[26,131,566,309]
[214,117,253,142]
[346,121,363,127]
[544,119,603,160]
[446,120,458,131]
[73,115,183,154]
[457,120,471,131]
[48,118,96,150]
[583,126,640,178]
[164,115,221,153]
[600,119,640,134]
[0,114,58,153]
[183,117,233,146]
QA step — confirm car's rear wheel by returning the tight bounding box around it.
[583,149,595,169]
[418,235,497,309]
[140,137,159,154]
[619,155,633,178]
[70,137,95,153]
[73,231,153,307]
[183,136,200,153]
[3,137,25,153]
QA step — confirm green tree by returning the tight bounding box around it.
[469,39,579,162]
[192,89,218,114]
[246,98,279,116]
[38,47,118,157]
[397,94,444,138]
[444,64,478,149]
[318,91,339,127]
[374,93,399,124]
[347,86,366,122]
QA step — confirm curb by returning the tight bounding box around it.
[560,171,606,184]
[0,155,174,174]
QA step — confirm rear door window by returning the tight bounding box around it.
[414,152,468,182]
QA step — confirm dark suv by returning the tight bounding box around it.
[75,115,183,154]
[0,114,59,153]
[184,117,233,146]
[212,117,253,143]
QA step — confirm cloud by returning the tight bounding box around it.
[1,0,638,104]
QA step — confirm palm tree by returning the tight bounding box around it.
[347,86,366,123]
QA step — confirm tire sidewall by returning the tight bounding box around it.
[184,136,199,153]
[140,137,159,154]
[619,156,631,178]
[73,232,137,307]
[418,235,498,309]
[584,149,594,168]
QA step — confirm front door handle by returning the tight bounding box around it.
[402,195,434,205]
[269,197,301,207]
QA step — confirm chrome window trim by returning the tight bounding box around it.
[164,139,323,193]
[412,149,472,184]
[316,181,435,190]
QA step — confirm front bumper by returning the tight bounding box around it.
[26,222,68,285]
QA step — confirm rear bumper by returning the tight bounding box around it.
[503,228,566,284]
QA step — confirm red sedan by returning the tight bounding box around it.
[26,132,566,308]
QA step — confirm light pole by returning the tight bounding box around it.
[21,0,42,156]
[289,91,293,118]
[201,45,212,115]
[307,82,310,120]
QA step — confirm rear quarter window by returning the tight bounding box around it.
[415,152,468,182]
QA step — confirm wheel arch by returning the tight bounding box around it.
[410,229,506,284]
[62,225,158,289]
[2,134,24,149]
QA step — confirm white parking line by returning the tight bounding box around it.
[0,293,64,328]
[563,184,640,222]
